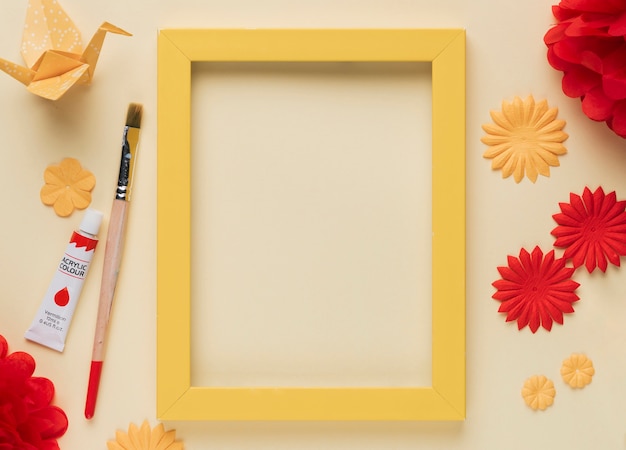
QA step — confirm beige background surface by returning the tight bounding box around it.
[1,0,626,448]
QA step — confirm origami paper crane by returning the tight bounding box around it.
[0,0,131,100]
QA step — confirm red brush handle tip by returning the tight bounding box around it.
[85,360,103,420]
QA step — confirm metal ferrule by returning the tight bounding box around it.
[115,125,140,201]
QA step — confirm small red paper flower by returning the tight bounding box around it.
[544,0,626,137]
[492,246,580,333]
[552,186,626,272]
[0,334,68,450]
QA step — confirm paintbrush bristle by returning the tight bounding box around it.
[126,102,143,129]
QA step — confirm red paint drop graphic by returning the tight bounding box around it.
[54,287,70,307]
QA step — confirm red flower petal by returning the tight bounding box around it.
[554,231,581,249]
[553,187,626,272]
[553,5,576,21]
[608,11,626,34]
[492,289,522,302]
[544,300,565,324]
[0,335,67,449]
[492,247,580,332]
[23,378,54,410]
[496,265,525,284]
[0,336,7,359]
[544,23,569,45]
[528,308,541,333]
[492,279,523,291]
[552,211,583,228]
[560,0,626,14]
[29,407,68,440]
[547,46,576,72]
[540,306,553,331]
[507,253,528,278]
[607,100,626,137]
[572,190,590,217]
[3,352,36,380]
[563,67,601,97]
[602,72,626,100]
[545,2,626,138]
[582,87,615,120]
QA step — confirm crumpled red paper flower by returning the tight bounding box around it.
[492,246,580,333]
[544,0,626,137]
[552,186,626,272]
[0,334,68,450]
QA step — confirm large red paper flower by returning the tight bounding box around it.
[0,334,68,450]
[544,0,626,137]
[552,186,626,272]
[492,246,580,333]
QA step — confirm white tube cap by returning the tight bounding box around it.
[79,209,104,236]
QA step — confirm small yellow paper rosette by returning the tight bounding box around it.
[521,375,555,411]
[40,157,95,217]
[481,95,568,183]
[560,353,594,389]
[107,420,183,450]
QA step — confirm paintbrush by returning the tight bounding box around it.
[85,103,143,420]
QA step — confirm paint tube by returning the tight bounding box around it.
[25,208,104,352]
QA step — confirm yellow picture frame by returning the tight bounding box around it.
[157,28,465,421]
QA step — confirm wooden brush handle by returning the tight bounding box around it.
[91,199,129,361]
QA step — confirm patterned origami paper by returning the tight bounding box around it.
[0,0,131,100]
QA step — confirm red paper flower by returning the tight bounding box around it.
[492,246,580,333]
[0,334,68,450]
[544,0,626,137]
[552,186,626,272]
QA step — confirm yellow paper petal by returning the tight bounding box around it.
[513,153,525,183]
[115,429,134,448]
[537,141,568,155]
[528,151,552,177]
[69,189,91,210]
[72,172,97,191]
[490,109,513,130]
[106,442,126,450]
[522,375,555,411]
[481,122,511,137]
[53,191,76,217]
[528,98,549,125]
[481,134,513,145]
[500,152,519,179]
[43,166,67,185]
[534,106,559,130]
[40,158,95,216]
[561,353,594,388]
[481,95,568,183]
[40,184,64,206]
[482,142,512,159]
[524,155,539,183]
[490,148,513,170]
[534,147,561,166]
[109,421,184,450]
[538,119,567,134]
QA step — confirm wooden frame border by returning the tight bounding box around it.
[157,28,465,420]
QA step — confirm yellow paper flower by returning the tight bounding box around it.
[40,157,95,217]
[521,375,555,411]
[107,421,183,450]
[560,353,594,388]
[481,95,568,183]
